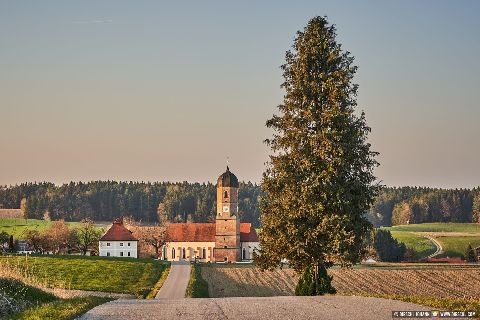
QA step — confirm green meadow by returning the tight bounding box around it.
[385,223,480,259]
[0,218,82,239]
[0,255,168,297]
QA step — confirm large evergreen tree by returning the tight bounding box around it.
[256,16,378,294]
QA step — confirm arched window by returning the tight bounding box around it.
[202,248,206,259]
[224,191,228,198]
[182,248,186,259]
[163,246,168,260]
[242,248,246,260]
[172,248,176,259]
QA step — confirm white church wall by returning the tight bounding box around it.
[162,241,216,262]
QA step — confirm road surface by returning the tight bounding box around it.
[80,295,439,320]
[155,260,191,299]
[425,235,443,258]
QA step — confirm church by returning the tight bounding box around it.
[161,167,260,262]
[99,167,260,262]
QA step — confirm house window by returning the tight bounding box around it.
[128,252,131,257]
[128,242,131,246]
[202,248,206,259]
[224,246,227,249]
[182,248,186,259]
[224,257,227,262]
[120,252,124,257]
[107,243,110,247]
[120,243,124,247]
[224,191,228,198]
[172,248,176,259]
[107,252,110,256]
[242,248,246,260]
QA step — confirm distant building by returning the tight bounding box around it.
[99,218,138,258]
[161,167,260,262]
[101,167,260,262]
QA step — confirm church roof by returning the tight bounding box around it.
[166,222,259,242]
[240,223,259,242]
[217,166,239,188]
[100,218,137,241]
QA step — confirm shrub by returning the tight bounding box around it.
[295,265,336,296]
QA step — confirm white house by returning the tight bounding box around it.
[99,218,138,258]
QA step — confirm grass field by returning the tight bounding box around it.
[200,264,480,299]
[383,223,480,259]
[435,236,480,258]
[0,218,82,239]
[389,231,436,258]
[0,255,168,297]
[386,223,480,233]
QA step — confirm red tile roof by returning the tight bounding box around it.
[240,223,259,242]
[100,219,137,241]
[167,223,216,242]
[166,222,259,242]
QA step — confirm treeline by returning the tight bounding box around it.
[369,186,480,226]
[0,181,262,226]
[1,183,479,227]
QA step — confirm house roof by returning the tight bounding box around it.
[240,223,259,242]
[166,222,259,243]
[100,218,137,241]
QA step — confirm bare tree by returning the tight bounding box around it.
[47,220,71,254]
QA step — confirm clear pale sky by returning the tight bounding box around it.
[1,1,479,188]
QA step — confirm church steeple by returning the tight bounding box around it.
[214,167,240,262]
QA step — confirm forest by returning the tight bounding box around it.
[0,182,478,227]
[0,181,262,226]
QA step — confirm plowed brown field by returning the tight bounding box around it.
[200,266,480,298]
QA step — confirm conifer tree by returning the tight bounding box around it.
[256,16,378,294]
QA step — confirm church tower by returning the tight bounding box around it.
[214,166,241,262]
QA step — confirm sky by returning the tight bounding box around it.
[0,1,479,188]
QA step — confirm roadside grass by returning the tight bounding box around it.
[6,296,112,320]
[0,218,82,239]
[349,294,480,318]
[386,223,480,233]
[434,236,480,258]
[0,255,168,297]
[389,231,436,258]
[146,263,171,299]
[0,278,58,317]
[186,263,209,298]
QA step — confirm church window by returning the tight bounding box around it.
[182,248,186,259]
[172,248,176,259]
[202,248,206,259]
[224,191,228,198]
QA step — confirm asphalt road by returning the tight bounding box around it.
[80,295,439,320]
[155,260,191,299]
